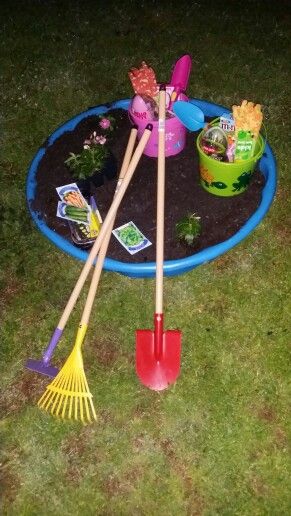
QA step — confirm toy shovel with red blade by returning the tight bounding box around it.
[136,85,182,390]
[169,54,192,109]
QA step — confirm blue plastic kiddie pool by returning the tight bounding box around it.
[26,98,277,278]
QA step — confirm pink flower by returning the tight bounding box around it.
[97,135,107,145]
[99,118,111,130]
[83,131,107,146]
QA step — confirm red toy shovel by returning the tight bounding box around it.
[136,85,182,390]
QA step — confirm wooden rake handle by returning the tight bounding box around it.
[57,125,139,330]
[155,86,166,315]
[79,124,153,327]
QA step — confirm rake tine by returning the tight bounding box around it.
[83,375,96,420]
[58,373,73,418]
[68,376,74,420]
[80,374,88,423]
[77,374,83,423]
[51,389,62,415]
[74,371,79,422]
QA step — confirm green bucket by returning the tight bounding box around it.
[196,119,265,197]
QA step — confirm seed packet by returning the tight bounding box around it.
[56,201,91,225]
[56,183,88,208]
[88,196,102,238]
[112,221,152,255]
[234,130,255,161]
[56,183,102,250]
[68,197,102,248]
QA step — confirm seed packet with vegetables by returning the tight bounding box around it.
[56,183,88,208]
[112,221,152,255]
[68,197,102,248]
[57,201,91,225]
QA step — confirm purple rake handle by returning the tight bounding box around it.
[42,327,63,364]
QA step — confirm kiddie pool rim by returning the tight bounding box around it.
[26,98,277,279]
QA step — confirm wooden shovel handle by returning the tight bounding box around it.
[155,86,166,314]
[58,126,138,330]
[80,124,152,327]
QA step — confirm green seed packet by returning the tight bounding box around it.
[234,130,255,161]
[112,221,152,255]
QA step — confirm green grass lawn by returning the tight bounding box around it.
[0,0,290,514]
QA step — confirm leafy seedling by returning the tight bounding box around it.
[176,213,201,246]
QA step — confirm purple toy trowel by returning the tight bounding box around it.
[169,54,192,109]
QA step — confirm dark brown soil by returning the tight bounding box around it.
[32,109,265,262]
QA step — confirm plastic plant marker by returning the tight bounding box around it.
[173,101,205,131]
[26,125,141,377]
[136,86,182,391]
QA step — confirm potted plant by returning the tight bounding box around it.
[65,116,117,194]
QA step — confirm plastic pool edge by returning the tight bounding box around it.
[26,98,277,279]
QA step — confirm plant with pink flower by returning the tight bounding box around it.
[64,115,115,180]
[65,131,109,180]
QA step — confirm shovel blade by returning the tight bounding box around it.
[136,329,181,391]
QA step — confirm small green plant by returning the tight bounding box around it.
[176,213,201,246]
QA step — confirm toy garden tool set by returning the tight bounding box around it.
[26,54,266,423]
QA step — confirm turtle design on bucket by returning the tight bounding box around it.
[232,171,252,192]
[200,165,227,190]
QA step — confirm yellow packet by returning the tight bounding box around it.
[89,196,102,238]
